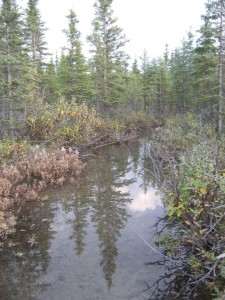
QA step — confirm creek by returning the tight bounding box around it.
[0,135,174,300]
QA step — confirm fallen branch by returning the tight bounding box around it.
[127,226,183,265]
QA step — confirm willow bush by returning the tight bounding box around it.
[151,114,225,298]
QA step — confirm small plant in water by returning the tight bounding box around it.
[27,234,37,247]
[15,251,24,258]
[155,230,179,254]
[213,288,225,300]
[8,241,16,247]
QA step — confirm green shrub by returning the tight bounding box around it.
[0,139,29,166]
[152,114,225,296]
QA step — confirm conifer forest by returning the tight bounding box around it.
[1,0,225,299]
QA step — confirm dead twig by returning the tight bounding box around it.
[127,226,183,265]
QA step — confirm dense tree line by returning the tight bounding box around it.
[0,0,225,138]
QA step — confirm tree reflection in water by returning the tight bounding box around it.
[0,135,164,299]
[0,199,55,300]
[90,146,134,288]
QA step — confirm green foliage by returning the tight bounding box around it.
[153,114,225,295]
[26,103,55,141]
[0,0,32,137]
[58,10,93,103]
[213,288,225,300]
[24,100,156,146]
[155,230,179,254]
[165,143,225,223]
[44,56,61,103]
[25,0,48,68]
[154,113,215,153]
[169,32,195,112]
[54,102,100,144]
[87,0,129,110]
[0,139,30,166]
[25,100,102,143]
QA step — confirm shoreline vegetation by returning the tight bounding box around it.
[148,114,225,299]
[1,108,225,299]
[0,109,225,299]
[1,0,225,298]
[0,101,160,243]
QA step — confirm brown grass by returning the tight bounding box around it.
[0,149,84,240]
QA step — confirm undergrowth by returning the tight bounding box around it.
[0,101,159,242]
[151,113,225,299]
[0,149,84,240]
[23,100,159,146]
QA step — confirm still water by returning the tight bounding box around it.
[0,137,168,300]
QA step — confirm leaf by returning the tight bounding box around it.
[200,228,207,234]
[168,207,176,217]
[177,209,183,217]
[200,187,207,195]
[186,240,193,244]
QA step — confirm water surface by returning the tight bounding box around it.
[0,137,167,300]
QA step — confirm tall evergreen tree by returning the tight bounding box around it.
[44,56,61,103]
[0,0,32,138]
[169,32,195,113]
[125,59,142,112]
[59,9,92,103]
[87,0,129,111]
[25,0,47,70]
[154,58,171,115]
[24,0,48,101]
[139,50,152,112]
[193,16,218,113]
[200,0,225,132]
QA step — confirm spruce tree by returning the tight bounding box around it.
[59,9,92,103]
[87,0,129,112]
[169,32,195,113]
[125,59,142,112]
[25,0,47,70]
[193,17,217,113]
[0,0,31,138]
[44,57,61,103]
[199,0,225,131]
[24,0,48,101]
[154,58,171,115]
[140,50,152,112]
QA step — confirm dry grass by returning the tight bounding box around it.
[0,149,84,240]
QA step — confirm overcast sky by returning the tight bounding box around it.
[18,0,206,61]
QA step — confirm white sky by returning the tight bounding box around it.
[18,0,206,62]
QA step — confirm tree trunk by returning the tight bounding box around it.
[103,16,108,100]
[6,26,14,137]
[218,0,224,132]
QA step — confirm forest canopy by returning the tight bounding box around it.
[0,0,224,138]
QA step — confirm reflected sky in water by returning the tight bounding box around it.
[127,187,162,212]
[0,136,166,300]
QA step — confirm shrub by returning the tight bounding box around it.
[151,115,225,297]
[0,149,84,240]
[24,100,102,145]
[0,139,30,166]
